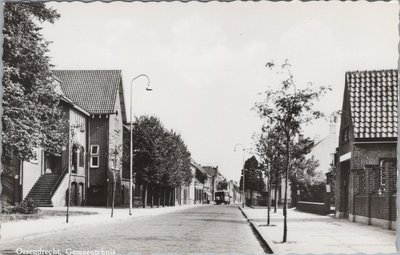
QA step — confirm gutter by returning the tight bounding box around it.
[353,141,397,144]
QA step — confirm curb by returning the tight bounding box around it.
[238,206,274,254]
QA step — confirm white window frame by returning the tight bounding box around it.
[90,145,100,168]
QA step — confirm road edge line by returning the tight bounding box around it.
[238,206,274,254]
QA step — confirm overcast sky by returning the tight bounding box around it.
[42,1,398,182]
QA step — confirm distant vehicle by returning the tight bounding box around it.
[215,191,230,205]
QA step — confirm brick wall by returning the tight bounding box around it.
[352,143,396,169]
[352,160,396,222]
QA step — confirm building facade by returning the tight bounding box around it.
[335,70,397,229]
[1,70,128,207]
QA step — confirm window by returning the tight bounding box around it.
[72,144,80,173]
[79,146,84,167]
[90,145,99,168]
[91,145,99,155]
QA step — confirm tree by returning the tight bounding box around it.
[288,138,321,206]
[216,179,228,191]
[255,60,330,242]
[253,124,285,224]
[239,156,265,206]
[2,3,65,173]
[109,130,122,218]
[122,116,192,208]
[254,124,288,211]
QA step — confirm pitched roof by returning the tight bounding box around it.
[202,166,217,177]
[347,69,398,139]
[190,158,207,175]
[52,70,122,114]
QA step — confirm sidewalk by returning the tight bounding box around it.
[0,204,205,242]
[241,206,396,254]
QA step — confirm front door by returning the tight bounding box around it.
[340,161,350,218]
[44,154,62,174]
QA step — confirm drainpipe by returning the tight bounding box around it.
[86,117,90,205]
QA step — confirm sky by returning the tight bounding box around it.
[41,1,399,182]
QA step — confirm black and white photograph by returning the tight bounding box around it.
[0,1,398,254]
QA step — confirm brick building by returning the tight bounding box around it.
[1,70,129,207]
[53,70,127,206]
[335,69,397,229]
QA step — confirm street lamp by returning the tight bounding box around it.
[129,74,152,215]
[234,143,246,208]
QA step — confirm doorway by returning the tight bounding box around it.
[340,161,350,218]
[44,154,61,174]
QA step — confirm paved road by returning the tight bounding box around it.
[0,205,265,255]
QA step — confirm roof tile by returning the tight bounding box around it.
[347,69,398,139]
[52,70,122,114]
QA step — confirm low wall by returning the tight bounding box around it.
[296,201,329,215]
[51,174,69,206]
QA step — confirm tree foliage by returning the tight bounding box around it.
[2,3,65,173]
[239,156,265,194]
[216,179,228,191]
[123,116,192,189]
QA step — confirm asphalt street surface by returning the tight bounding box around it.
[0,205,265,255]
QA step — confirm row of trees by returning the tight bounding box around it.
[122,116,193,208]
[253,60,330,242]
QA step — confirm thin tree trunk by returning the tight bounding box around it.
[202,187,204,204]
[157,186,161,208]
[143,183,148,208]
[106,180,109,208]
[163,188,165,207]
[283,133,290,243]
[274,173,278,213]
[267,176,271,225]
[66,170,72,223]
[151,185,154,208]
[111,179,116,218]
[170,188,173,206]
[179,187,182,206]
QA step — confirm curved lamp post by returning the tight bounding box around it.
[234,143,246,208]
[129,74,152,215]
